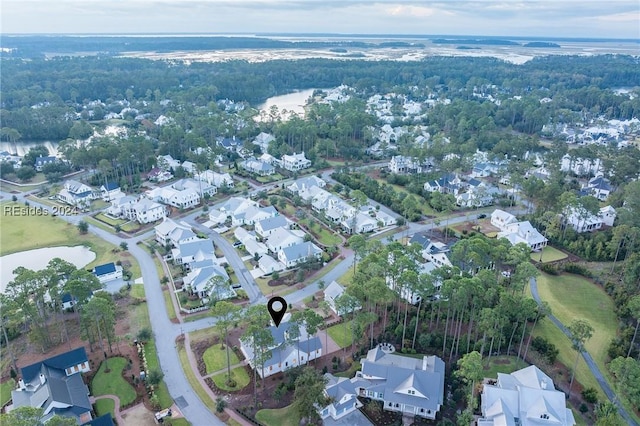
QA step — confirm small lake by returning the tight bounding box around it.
[0,246,96,293]
[257,88,318,121]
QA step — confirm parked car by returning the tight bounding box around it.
[478,213,487,219]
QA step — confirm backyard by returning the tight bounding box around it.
[203,344,240,374]
[530,246,569,263]
[91,357,137,410]
[255,404,300,426]
[327,320,354,349]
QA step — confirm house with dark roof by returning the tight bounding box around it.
[582,176,613,201]
[11,347,96,425]
[92,263,123,284]
[58,180,97,209]
[34,155,57,171]
[100,182,123,202]
[240,321,322,378]
[423,174,463,195]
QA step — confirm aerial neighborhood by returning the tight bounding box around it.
[1,34,640,426]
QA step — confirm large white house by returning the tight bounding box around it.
[172,239,215,269]
[183,264,233,300]
[57,180,96,209]
[278,241,322,268]
[565,205,616,233]
[491,209,547,251]
[240,157,275,176]
[155,217,198,247]
[240,320,322,378]
[266,227,305,253]
[479,365,576,426]
[255,215,291,238]
[121,198,167,224]
[280,152,311,172]
[319,346,445,421]
[196,170,234,188]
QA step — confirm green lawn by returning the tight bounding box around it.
[482,356,529,379]
[94,398,115,418]
[211,366,250,392]
[536,273,617,369]
[164,289,178,321]
[177,343,217,412]
[203,344,240,374]
[531,246,569,263]
[0,202,141,279]
[0,379,15,406]
[327,320,354,348]
[336,268,355,287]
[255,404,300,426]
[335,361,361,378]
[91,357,137,406]
[144,338,176,408]
[130,283,145,299]
[94,212,126,226]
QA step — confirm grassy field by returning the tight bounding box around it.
[482,356,529,379]
[255,404,300,426]
[211,366,250,391]
[94,397,115,418]
[164,289,178,322]
[336,268,355,287]
[373,178,438,217]
[536,273,617,369]
[0,202,141,279]
[91,357,137,406]
[0,378,15,406]
[531,246,568,263]
[327,320,354,348]
[203,344,240,374]
[177,343,217,412]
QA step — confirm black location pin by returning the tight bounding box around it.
[267,296,287,327]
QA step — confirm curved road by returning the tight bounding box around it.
[529,278,638,426]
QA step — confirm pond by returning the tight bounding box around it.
[0,246,96,293]
[257,88,318,121]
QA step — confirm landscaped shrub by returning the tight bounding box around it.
[582,387,599,404]
[531,336,559,364]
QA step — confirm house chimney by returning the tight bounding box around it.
[540,379,547,390]
[18,379,26,390]
[39,374,46,385]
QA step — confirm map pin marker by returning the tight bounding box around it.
[267,296,287,327]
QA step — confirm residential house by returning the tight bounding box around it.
[456,181,500,208]
[323,281,360,316]
[180,160,197,175]
[478,365,576,426]
[146,180,205,209]
[157,154,181,171]
[266,227,305,253]
[258,255,285,274]
[34,155,57,171]
[240,321,322,378]
[319,373,369,422]
[388,156,431,174]
[419,239,452,268]
[196,170,234,188]
[11,347,97,425]
[217,136,241,151]
[231,205,278,227]
[341,212,378,234]
[57,180,96,209]
[497,221,548,251]
[470,162,499,178]
[560,154,603,176]
[183,264,233,300]
[565,205,616,233]
[105,196,137,218]
[147,167,173,182]
[286,176,326,196]
[253,132,275,153]
[172,239,215,269]
[341,346,445,420]
[93,263,123,284]
[100,182,123,202]
[121,198,167,224]
[278,241,323,268]
[155,217,197,247]
[490,209,518,229]
[423,174,462,195]
[219,197,259,220]
[582,176,613,201]
[255,215,291,238]
[280,152,311,172]
[240,157,275,176]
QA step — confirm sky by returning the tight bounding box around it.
[1,0,639,39]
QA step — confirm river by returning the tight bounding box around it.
[256,88,318,121]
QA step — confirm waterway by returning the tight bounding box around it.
[0,246,96,292]
[256,88,317,121]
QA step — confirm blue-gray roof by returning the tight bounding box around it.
[104,182,119,191]
[83,414,115,426]
[93,263,116,276]
[281,242,321,262]
[258,215,289,232]
[21,347,88,382]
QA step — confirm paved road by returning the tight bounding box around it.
[0,189,226,426]
[529,278,638,426]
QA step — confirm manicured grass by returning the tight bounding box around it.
[94,398,115,418]
[94,212,126,226]
[203,344,240,374]
[91,357,137,406]
[211,366,250,391]
[327,320,354,348]
[130,283,145,299]
[189,327,218,344]
[129,301,151,338]
[336,268,355,287]
[536,273,617,370]
[0,379,15,406]
[169,419,191,426]
[144,338,176,408]
[531,246,568,263]
[164,289,178,321]
[482,356,529,379]
[255,276,290,296]
[255,404,300,426]
[177,343,217,412]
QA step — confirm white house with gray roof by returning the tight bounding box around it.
[183,264,233,300]
[240,157,275,176]
[266,227,305,253]
[325,346,445,420]
[240,321,322,378]
[172,239,215,269]
[319,373,370,423]
[278,241,322,268]
[255,215,291,238]
[479,365,576,426]
[155,217,197,247]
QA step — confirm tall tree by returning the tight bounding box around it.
[567,319,594,398]
[456,351,484,410]
[241,305,274,406]
[292,367,330,425]
[209,300,241,384]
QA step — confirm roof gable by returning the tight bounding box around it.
[20,347,88,382]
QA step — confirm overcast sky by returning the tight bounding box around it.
[2,0,639,39]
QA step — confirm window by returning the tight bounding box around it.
[285,362,288,367]
[420,408,424,413]
[74,365,79,372]
[395,403,400,408]
[269,366,272,371]
[408,390,415,395]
